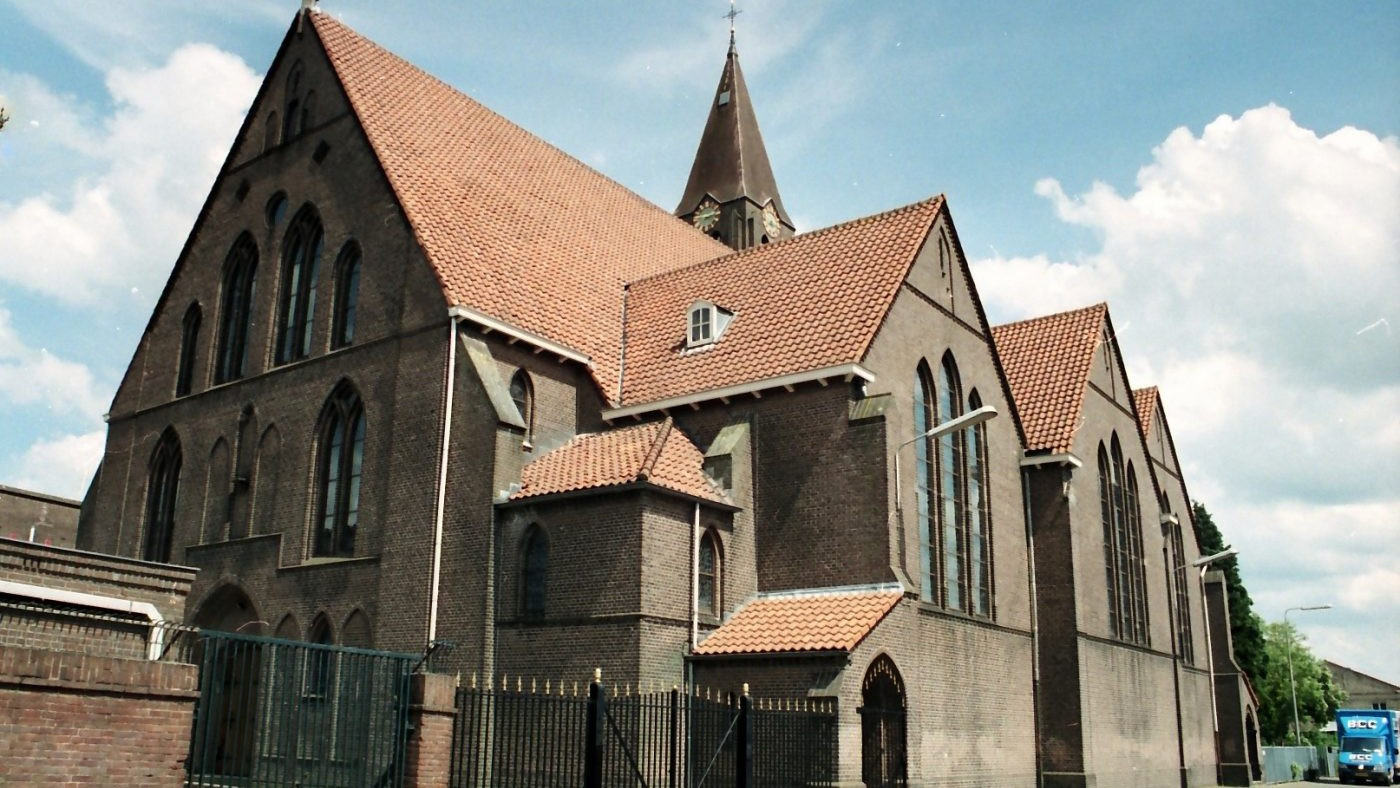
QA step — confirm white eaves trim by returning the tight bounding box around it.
[1020,452,1083,469]
[447,305,591,366]
[603,364,875,421]
[0,578,167,660]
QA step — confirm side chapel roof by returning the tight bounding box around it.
[310,13,731,400]
[619,197,946,407]
[693,589,902,656]
[991,303,1108,455]
[510,418,729,506]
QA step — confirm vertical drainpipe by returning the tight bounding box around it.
[691,502,700,651]
[427,308,463,644]
[1021,467,1044,787]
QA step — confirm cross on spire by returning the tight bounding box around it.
[724,1,741,48]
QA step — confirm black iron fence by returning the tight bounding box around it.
[182,628,418,788]
[450,673,838,787]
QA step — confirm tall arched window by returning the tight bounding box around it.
[176,302,201,397]
[143,429,182,562]
[1099,434,1148,644]
[275,206,323,364]
[315,383,364,557]
[698,530,721,618]
[938,354,966,611]
[332,242,361,348]
[967,389,992,617]
[1166,500,1194,663]
[521,526,548,619]
[509,370,534,441]
[215,234,258,384]
[913,363,936,603]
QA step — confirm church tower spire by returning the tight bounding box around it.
[676,18,793,251]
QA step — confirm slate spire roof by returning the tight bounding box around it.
[674,35,791,227]
[991,303,1109,455]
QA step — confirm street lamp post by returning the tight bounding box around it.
[1193,545,1238,784]
[892,404,997,519]
[1284,604,1332,746]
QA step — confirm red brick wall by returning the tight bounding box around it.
[0,646,198,787]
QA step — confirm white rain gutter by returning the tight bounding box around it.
[447,304,591,366]
[0,579,166,660]
[604,363,875,422]
[427,309,464,643]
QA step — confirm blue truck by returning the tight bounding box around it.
[1338,709,1400,785]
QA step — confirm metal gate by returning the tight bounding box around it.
[859,656,907,788]
[185,629,417,787]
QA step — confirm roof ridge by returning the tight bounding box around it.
[628,194,946,289]
[991,301,1107,331]
[636,417,673,481]
[311,14,731,253]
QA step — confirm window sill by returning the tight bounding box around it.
[283,555,380,571]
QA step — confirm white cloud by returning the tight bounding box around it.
[0,44,261,304]
[0,306,108,419]
[9,430,106,501]
[972,105,1400,682]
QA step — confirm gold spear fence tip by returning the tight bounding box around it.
[516,676,523,693]
[531,677,537,694]
[593,667,602,682]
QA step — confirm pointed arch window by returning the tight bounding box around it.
[509,370,534,441]
[698,530,721,618]
[521,526,548,619]
[966,389,992,617]
[275,206,323,364]
[332,242,361,348]
[913,363,936,603]
[215,234,258,384]
[143,430,182,563]
[938,354,966,612]
[306,615,334,699]
[1099,434,1148,644]
[176,302,201,397]
[1166,501,1194,663]
[315,383,364,557]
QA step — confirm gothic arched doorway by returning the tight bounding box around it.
[190,584,262,778]
[859,654,908,787]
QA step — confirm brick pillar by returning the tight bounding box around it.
[404,672,458,787]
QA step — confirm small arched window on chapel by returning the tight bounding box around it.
[521,526,548,619]
[698,531,721,618]
[509,370,534,443]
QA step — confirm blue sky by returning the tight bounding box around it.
[1,1,1396,682]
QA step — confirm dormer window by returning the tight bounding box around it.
[687,300,733,349]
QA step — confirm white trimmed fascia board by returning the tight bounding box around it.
[603,364,876,421]
[0,578,166,660]
[1020,452,1083,469]
[447,305,591,366]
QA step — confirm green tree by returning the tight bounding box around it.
[0,106,9,132]
[1192,501,1268,684]
[1258,620,1345,745]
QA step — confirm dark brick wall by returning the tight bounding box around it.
[0,646,198,787]
[0,486,80,548]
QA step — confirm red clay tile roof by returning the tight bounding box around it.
[618,197,945,407]
[692,589,902,656]
[511,418,728,505]
[311,14,730,401]
[1133,386,1159,437]
[991,303,1107,454]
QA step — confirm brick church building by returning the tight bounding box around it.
[76,6,1237,785]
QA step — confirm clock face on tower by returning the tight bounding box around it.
[762,203,782,238]
[693,199,721,233]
